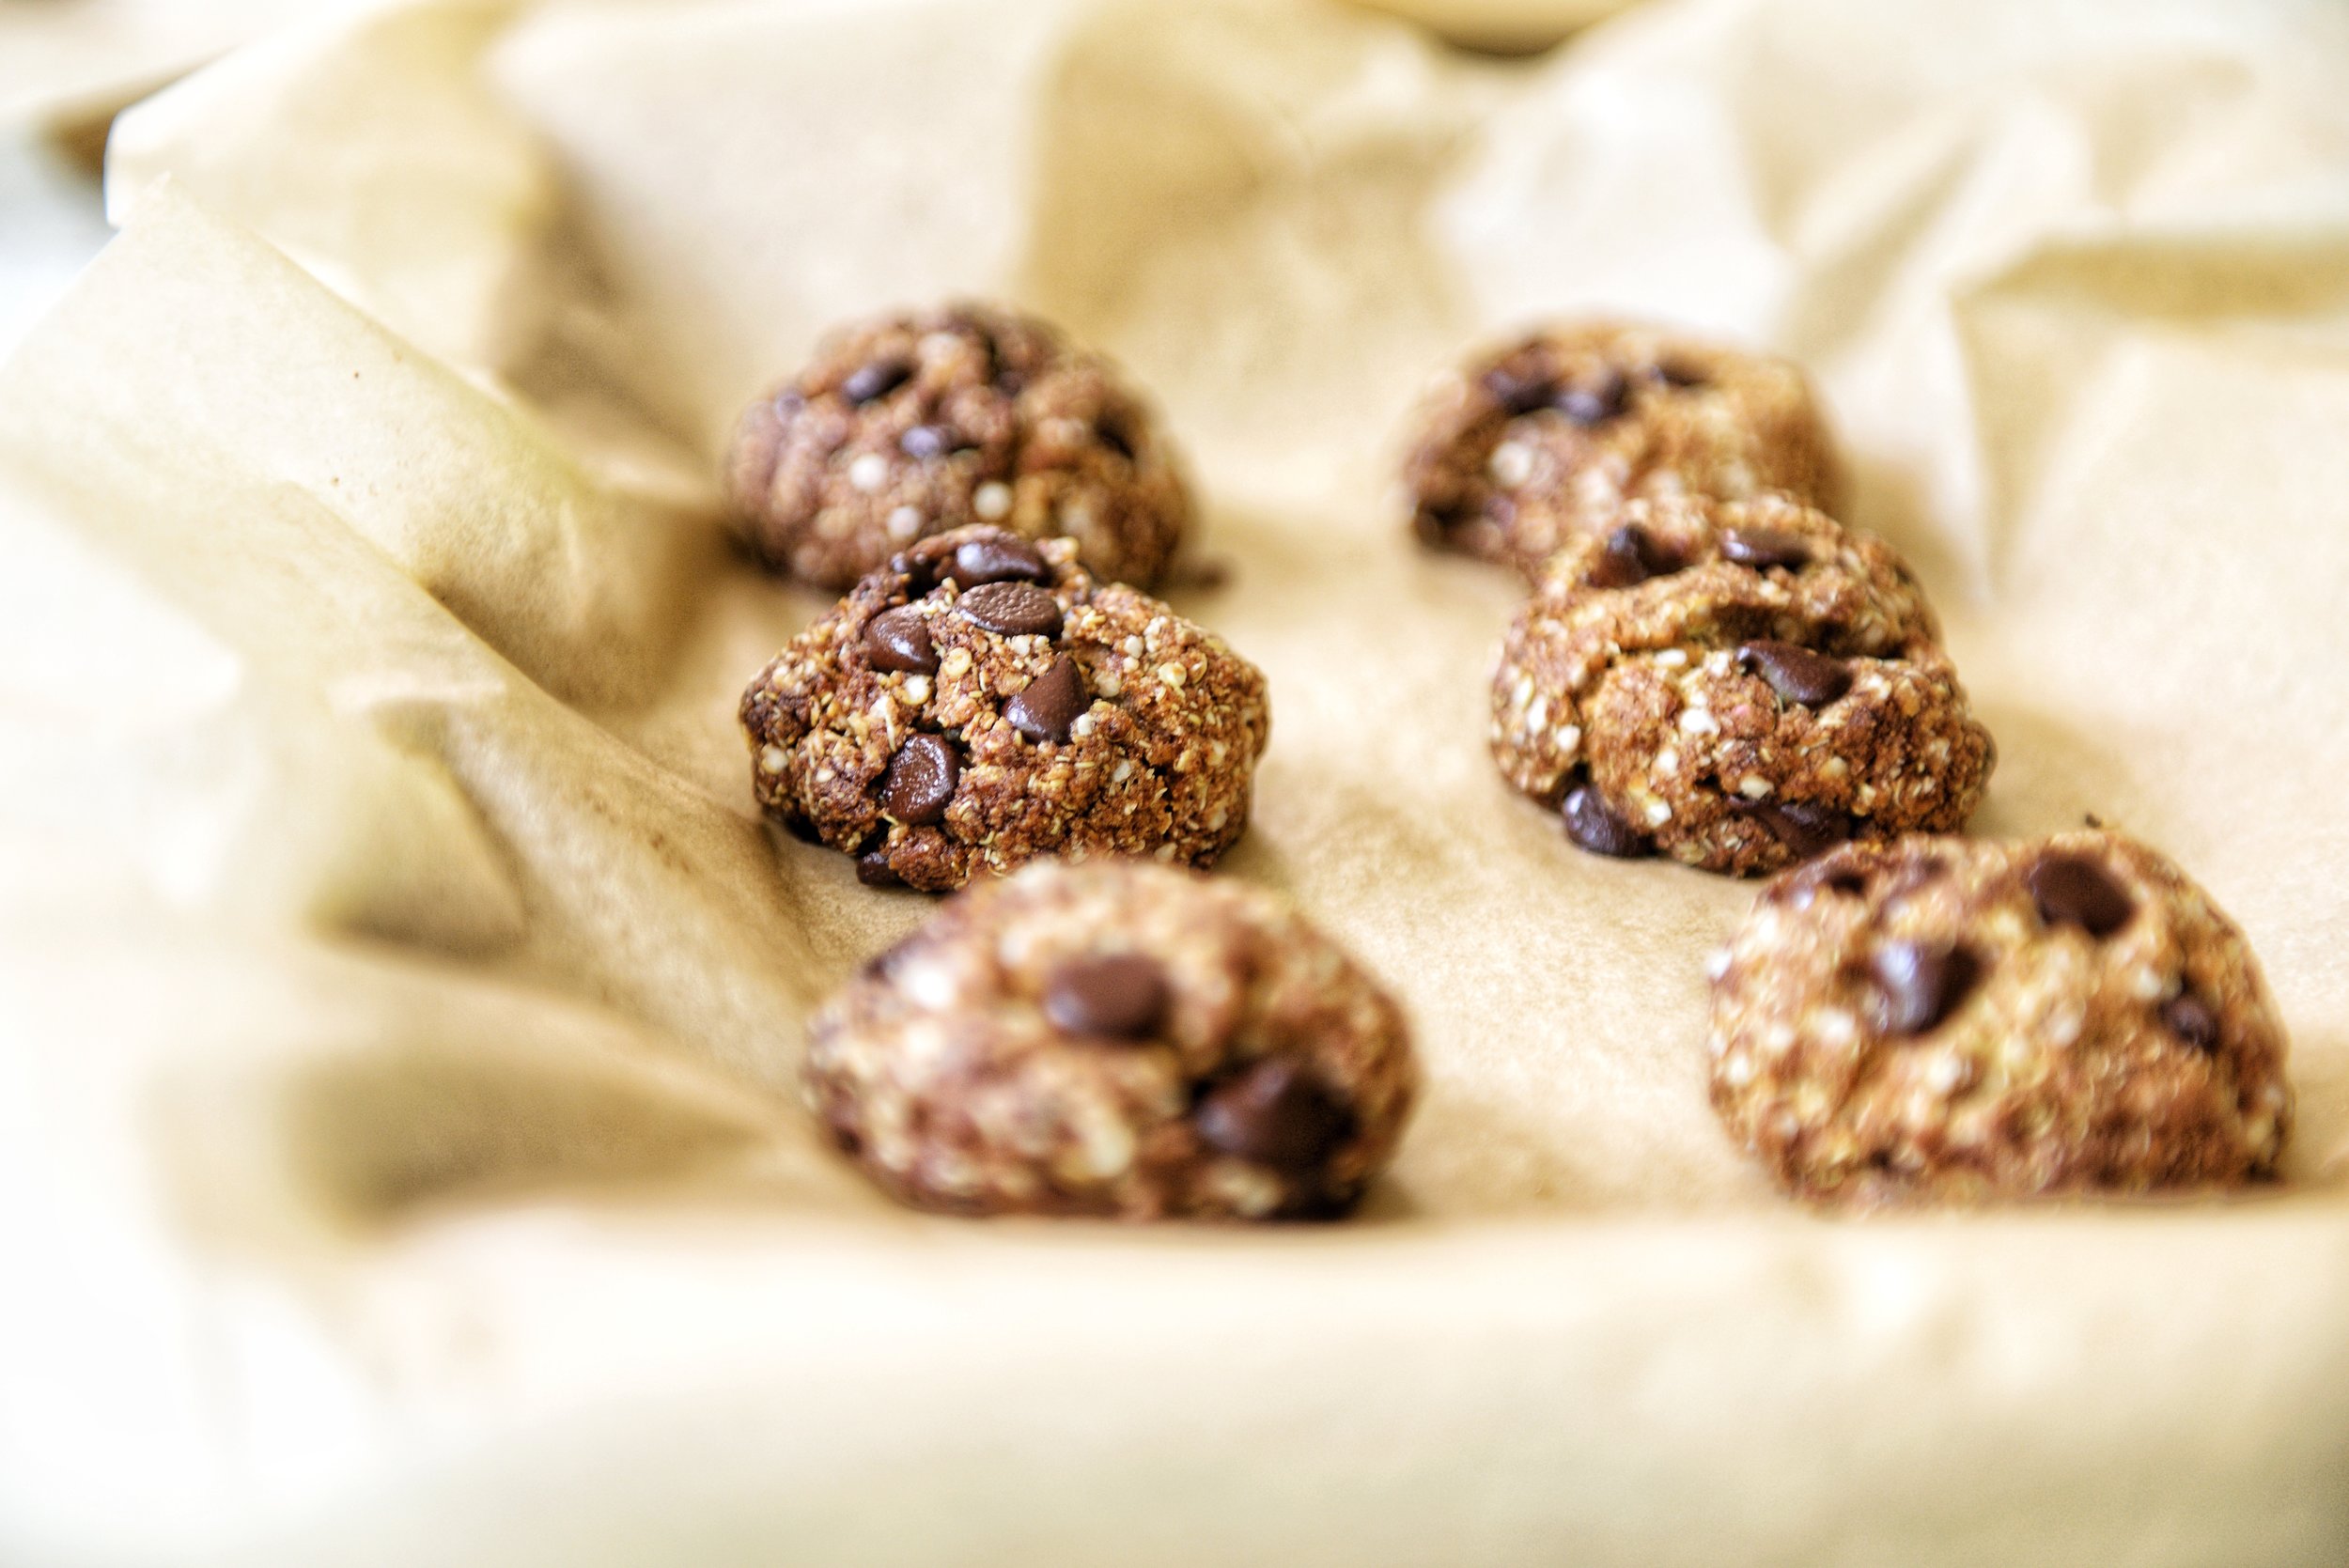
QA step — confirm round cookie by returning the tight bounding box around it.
[725,302,1191,591]
[1707,831,2294,1204]
[804,859,1418,1219]
[1490,492,1994,877]
[742,525,1268,893]
[1405,320,1843,575]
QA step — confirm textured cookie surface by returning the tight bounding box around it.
[743,526,1268,892]
[1708,831,2293,1204]
[1406,320,1843,575]
[1490,492,1993,877]
[805,859,1418,1219]
[726,302,1190,590]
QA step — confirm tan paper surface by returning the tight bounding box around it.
[6,0,2349,1561]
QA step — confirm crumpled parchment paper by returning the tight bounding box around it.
[4,0,2348,1562]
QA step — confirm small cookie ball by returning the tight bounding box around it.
[1405,320,1843,576]
[804,859,1419,1219]
[725,302,1190,590]
[1707,831,2294,1204]
[1490,492,1994,877]
[742,526,1268,893]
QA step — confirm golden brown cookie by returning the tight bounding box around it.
[1489,493,1993,876]
[1405,320,1843,576]
[805,859,1418,1219]
[726,302,1190,590]
[1708,831,2294,1204]
[742,526,1268,893]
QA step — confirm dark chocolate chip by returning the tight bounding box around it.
[1412,504,1463,546]
[1042,953,1170,1039]
[1562,782,1653,859]
[840,359,912,405]
[1825,868,1870,896]
[880,734,959,825]
[944,532,1049,587]
[1480,362,1556,417]
[1554,368,1629,426]
[1871,939,1983,1035]
[1719,527,1812,571]
[1587,523,1683,589]
[854,848,902,888]
[1737,640,1853,706]
[2027,853,2135,939]
[1005,655,1088,744]
[956,580,1063,638]
[1195,1056,1358,1171]
[899,424,956,460]
[1740,799,1854,861]
[2161,992,2221,1052]
[863,606,937,674]
[1650,360,1709,390]
[1096,416,1137,462]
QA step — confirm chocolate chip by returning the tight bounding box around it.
[1737,640,1853,706]
[1740,800,1854,861]
[1871,939,1983,1035]
[1554,368,1629,426]
[1042,953,1169,1039]
[2161,992,2221,1052]
[880,734,958,825]
[1195,1056,1358,1171]
[1005,655,1088,744]
[1562,782,1652,859]
[956,580,1063,638]
[863,606,937,674]
[1480,362,1556,417]
[1096,415,1137,461]
[1719,527,1811,571]
[854,847,901,888]
[1650,360,1709,390]
[2027,853,2135,938]
[1825,868,1869,896]
[899,424,957,460]
[1412,504,1464,546]
[1587,523,1683,589]
[840,359,911,405]
[944,532,1049,587]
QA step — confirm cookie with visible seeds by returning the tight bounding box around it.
[1489,492,1993,876]
[741,526,1267,893]
[1405,320,1843,576]
[726,302,1191,590]
[805,859,1418,1219]
[1707,831,2294,1204]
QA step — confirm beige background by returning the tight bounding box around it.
[4,0,2348,1562]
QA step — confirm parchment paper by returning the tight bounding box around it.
[6,0,2349,1562]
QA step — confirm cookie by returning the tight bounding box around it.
[725,302,1190,590]
[742,525,1268,893]
[1490,492,1994,877]
[804,859,1418,1219]
[1405,320,1843,575]
[1707,831,2294,1204]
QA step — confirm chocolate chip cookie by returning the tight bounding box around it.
[1490,492,1994,876]
[742,526,1268,892]
[1406,320,1843,576]
[725,302,1191,591]
[804,858,1418,1219]
[1708,831,2294,1204]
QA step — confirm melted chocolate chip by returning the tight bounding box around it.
[1480,361,1556,417]
[1096,415,1137,462]
[2161,992,2221,1052]
[1738,640,1853,706]
[854,848,902,888]
[1872,939,1983,1035]
[899,424,956,460]
[1413,504,1465,546]
[1004,656,1089,745]
[1740,800,1854,861]
[863,606,937,674]
[957,580,1063,638]
[1719,527,1811,571]
[1043,953,1170,1039]
[944,533,1049,587]
[1554,368,1629,426]
[880,735,959,825]
[2027,853,2135,938]
[1195,1057,1358,1171]
[1587,523,1683,589]
[840,359,911,405]
[1562,782,1653,859]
